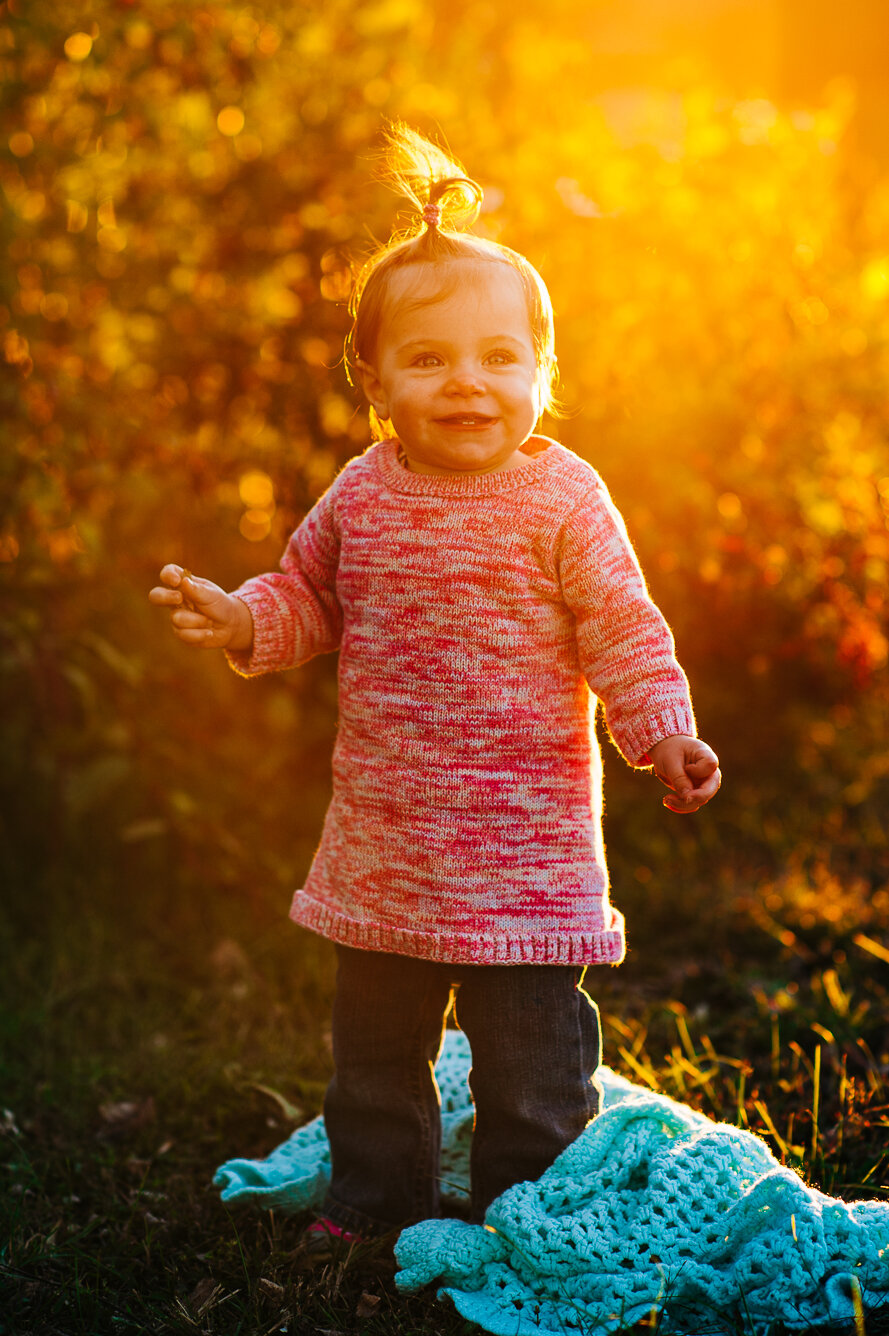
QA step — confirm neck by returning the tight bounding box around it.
[398,446,530,476]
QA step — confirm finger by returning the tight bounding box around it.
[686,747,720,779]
[663,790,705,813]
[171,608,215,631]
[178,574,220,611]
[148,585,183,606]
[655,743,719,796]
[662,787,696,811]
[693,766,722,803]
[664,767,722,813]
[658,786,694,808]
[159,563,187,587]
[174,627,221,647]
[653,765,693,799]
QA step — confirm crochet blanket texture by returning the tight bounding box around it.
[214,1031,889,1335]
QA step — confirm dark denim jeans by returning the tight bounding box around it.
[321,943,602,1236]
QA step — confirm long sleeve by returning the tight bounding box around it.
[559,476,695,765]
[226,482,343,678]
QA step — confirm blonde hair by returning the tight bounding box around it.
[346,123,558,441]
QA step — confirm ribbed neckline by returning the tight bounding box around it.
[375,435,563,497]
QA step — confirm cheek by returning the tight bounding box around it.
[390,384,428,416]
[517,373,543,417]
[533,366,551,415]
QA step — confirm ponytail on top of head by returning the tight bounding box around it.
[378,121,483,238]
[346,122,558,439]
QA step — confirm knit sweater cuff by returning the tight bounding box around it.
[224,587,293,678]
[616,704,697,768]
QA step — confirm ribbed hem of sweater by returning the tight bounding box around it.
[290,893,627,967]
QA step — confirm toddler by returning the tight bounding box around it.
[150,125,721,1245]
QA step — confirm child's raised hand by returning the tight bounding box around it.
[148,564,253,651]
[647,735,721,814]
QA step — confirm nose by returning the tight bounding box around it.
[444,363,485,396]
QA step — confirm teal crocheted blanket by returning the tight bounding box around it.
[214,1031,889,1335]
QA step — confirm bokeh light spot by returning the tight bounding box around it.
[717,492,743,521]
[299,202,329,230]
[41,293,69,321]
[97,227,126,253]
[8,132,33,157]
[256,24,281,55]
[64,33,94,62]
[240,509,272,542]
[319,393,353,437]
[239,470,275,510]
[125,21,153,50]
[217,105,245,137]
[17,192,46,221]
[740,434,765,461]
[263,287,301,321]
[861,259,889,302]
[300,337,330,367]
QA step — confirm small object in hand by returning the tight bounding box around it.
[179,567,196,612]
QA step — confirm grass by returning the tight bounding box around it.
[2,854,888,1336]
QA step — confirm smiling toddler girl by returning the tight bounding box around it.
[150,124,720,1245]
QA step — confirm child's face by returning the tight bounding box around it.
[359,262,543,475]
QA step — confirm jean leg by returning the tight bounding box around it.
[454,964,602,1222]
[322,944,453,1235]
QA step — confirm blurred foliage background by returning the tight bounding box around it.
[3,0,889,961]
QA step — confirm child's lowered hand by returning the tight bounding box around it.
[647,735,721,813]
[148,564,254,651]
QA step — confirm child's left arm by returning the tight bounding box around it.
[648,734,721,813]
[560,476,721,813]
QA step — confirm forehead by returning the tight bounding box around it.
[381,260,532,337]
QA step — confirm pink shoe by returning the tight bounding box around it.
[301,1216,364,1256]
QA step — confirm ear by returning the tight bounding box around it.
[530,372,545,423]
[356,359,390,422]
[536,355,557,419]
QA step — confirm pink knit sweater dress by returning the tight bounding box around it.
[228,437,695,966]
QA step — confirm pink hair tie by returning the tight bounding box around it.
[423,201,442,228]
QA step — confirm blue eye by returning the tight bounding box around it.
[486,350,516,365]
[412,353,442,368]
